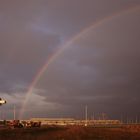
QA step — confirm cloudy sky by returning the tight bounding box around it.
[0,0,140,120]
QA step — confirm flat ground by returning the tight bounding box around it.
[0,125,140,140]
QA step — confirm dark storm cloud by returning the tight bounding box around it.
[33,0,140,38]
[35,7,140,118]
[0,1,61,90]
[0,0,139,119]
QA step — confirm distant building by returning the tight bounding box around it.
[30,118,121,126]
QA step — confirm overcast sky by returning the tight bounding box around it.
[0,0,140,120]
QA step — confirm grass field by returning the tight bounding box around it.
[0,125,140,140]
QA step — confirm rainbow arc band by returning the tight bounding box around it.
[19,5,140,119]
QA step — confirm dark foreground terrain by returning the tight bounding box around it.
[0,125,140,140]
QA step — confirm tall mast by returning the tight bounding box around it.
[14,105,16,120]
[85,105,88,126]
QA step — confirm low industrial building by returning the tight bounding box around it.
[30,118,121,126]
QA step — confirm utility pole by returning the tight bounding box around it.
[13,105,16,120]
[121,115,123,124]
[93,112,95,120]
[85,105,88,126]
[135,116,138,124]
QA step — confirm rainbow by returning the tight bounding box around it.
[19,5,140,119]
